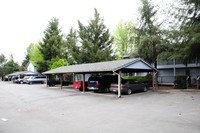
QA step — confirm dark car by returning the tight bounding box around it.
[110,80,148,95]
[87,75,118,92]
[47,78,69,87]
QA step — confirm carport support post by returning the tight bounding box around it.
[46,75,49,87]
[118,71,122,98]
[82,74,85,93]
[60,74,63,89]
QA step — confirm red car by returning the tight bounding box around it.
[73,81,88,91]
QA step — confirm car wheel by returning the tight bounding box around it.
[20,81,23,84]
[127,88,132,95]
[143,86,147,92]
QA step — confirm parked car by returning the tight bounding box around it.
[47,78,69,87]
[110,80,148,95]
[26,75,46,84]
[87,75,118,92]
[12,75,24,84]
[73,81,88,91]
[22,76,31,84]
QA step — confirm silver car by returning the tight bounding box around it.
[26,76,46,84]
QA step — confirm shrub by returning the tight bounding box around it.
[122,75,148,83]
[174,76,187,89]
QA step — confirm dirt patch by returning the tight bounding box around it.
[149,86,175,90]
[158,86,175,90]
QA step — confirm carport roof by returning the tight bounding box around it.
[43,58,157,75]
[7,71,38,76]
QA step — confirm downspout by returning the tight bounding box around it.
[113,70,122,98]
[173,59,176,87]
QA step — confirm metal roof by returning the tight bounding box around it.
[7,71,39,76]
[43,58,157,75]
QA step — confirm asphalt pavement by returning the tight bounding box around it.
[0,81,200,133]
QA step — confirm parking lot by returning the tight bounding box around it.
[0,81,200,133]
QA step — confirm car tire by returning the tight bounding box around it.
[127,88,132,95]
[143,86,147,92]
[20,81,23,84]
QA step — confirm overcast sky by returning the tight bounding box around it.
[0,0,173,64]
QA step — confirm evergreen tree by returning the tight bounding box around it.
[21,54,29,71]
[78,9,114,63]
[64,28,81,64]
[0,54,7,80]
[39,18,65,71]
[160,0,200,63]
[171,0,200,64]
[3,55,20,75]
[136,0,164,68]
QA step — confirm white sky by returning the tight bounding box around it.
[0,0,173,64]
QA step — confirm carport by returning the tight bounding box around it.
[43,58,157,97]
[7,71,39,82]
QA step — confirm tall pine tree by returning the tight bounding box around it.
[136,0,164,68]
[39,18,65,72]
[174,0,200,64]
[78,9,114,63]
[64,28,81,65]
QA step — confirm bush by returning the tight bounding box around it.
[122,76,148,83]
[174,76,187,89]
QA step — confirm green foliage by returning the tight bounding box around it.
[179,0,200,63]
[135,0,165,68]
[122,76,147,83]
[29,43,44,66]
[21,54,29,71]
[49,59,68,70]
[36,61,49,74]
[0,54,7,79]
[0,54,6,65]
[122,74,152,86]
[39,18,65,71]
[174,76,187,89]
[161,0,200,65]
[78,8,114,63]
[0,54,20,80]
[64,28,81,65]
[3,59,20,75]
[113,21,136,58]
